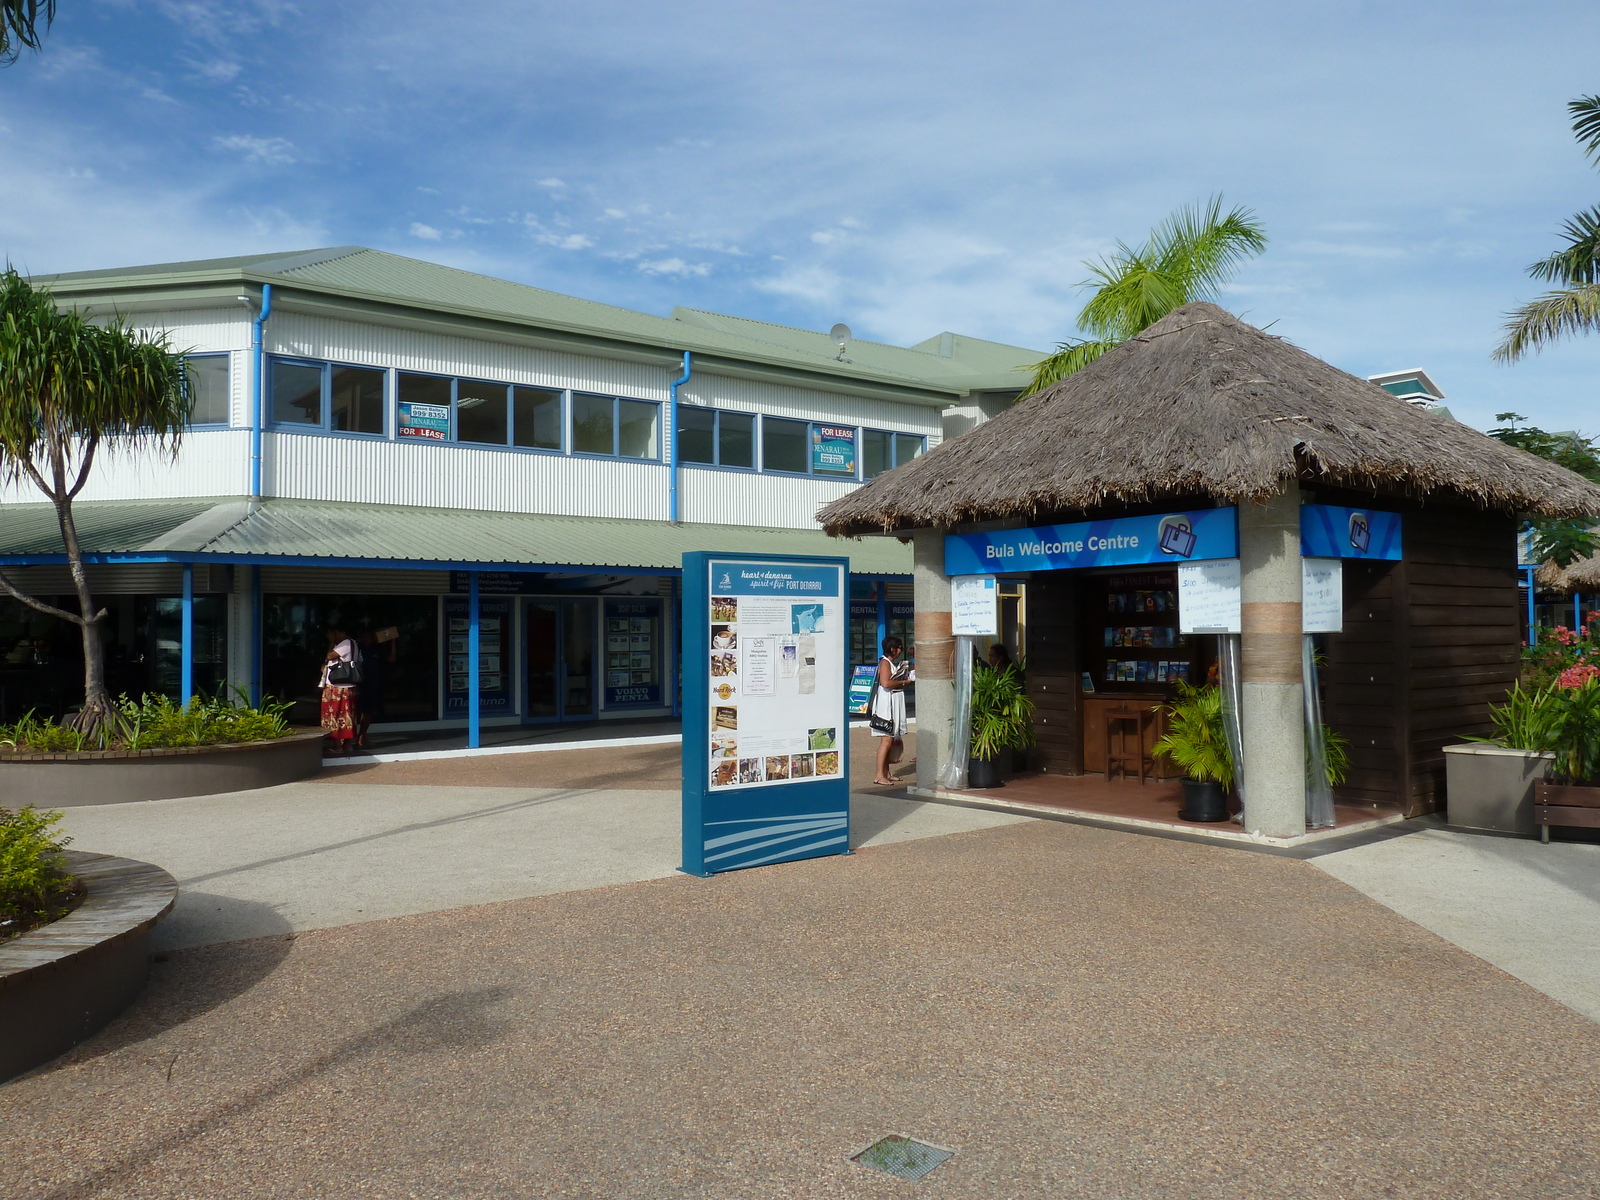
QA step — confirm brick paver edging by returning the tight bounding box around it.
[0,850,177,1083]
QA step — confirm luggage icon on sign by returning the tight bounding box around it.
[1348,512,1370,553]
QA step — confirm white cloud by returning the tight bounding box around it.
[537,178,566,189]
[213,134,296,165]
[638,257,709,277]
[409,222,442,240]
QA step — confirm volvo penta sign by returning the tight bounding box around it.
[944,509,1238,575]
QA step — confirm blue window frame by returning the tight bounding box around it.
[269,357,386,436]
[759,417,859,477]
[862,428,925,478]
[572,392,660,460]
[184,354,231,427]
[678,407,755,469]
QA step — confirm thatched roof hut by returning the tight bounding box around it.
[1537,556,1600,594]
[819,302,1600,537]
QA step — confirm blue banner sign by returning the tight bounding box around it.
[683,553,851,876]
[944,508,1238,576]
[1300,504,1402,561]
[812,424,857,475]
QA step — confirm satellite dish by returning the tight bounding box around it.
[830,323,851,361]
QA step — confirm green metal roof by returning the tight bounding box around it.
[40,248,1045,402]
[0,498,910,576]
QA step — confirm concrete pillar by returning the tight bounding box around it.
[1239,486,1305,837]
[912,529,953,791]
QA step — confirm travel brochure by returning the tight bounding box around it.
[1103,625,1184,648]
[1103,659,1190,684]
[705,564,845,790]
[1106,588,1177,613]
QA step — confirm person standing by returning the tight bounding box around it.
[870,635,912,786]
[320,625,361,754]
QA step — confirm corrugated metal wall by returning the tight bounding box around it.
[3,564,230,594]
[679,465,857,530]
[266,433,669,518]
[0,430,253,503]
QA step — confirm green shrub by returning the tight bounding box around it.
[0,689,293,754]
[1154,682,1233,786]
[969,663,1036,761]
[0,806,77,939]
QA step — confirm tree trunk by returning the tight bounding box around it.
[47,452,111,738]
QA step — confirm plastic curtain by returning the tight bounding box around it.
[1302,634,1336,829]
[938,635,977,789]
[1217,634,1245,813]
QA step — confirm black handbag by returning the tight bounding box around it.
[327,650,362,686]
[867,670,895,734]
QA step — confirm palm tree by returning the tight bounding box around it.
[1026,196,1268,394]
[0,268,192,736]
[1495,95,1600,362]
[1,0,55,65]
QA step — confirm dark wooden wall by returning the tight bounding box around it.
[1323,505,1520,815]
[1025,572,1082,774]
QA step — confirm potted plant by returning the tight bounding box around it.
[1152,681,1232,821]
[1530,674,1600,841]
[967,663,1035,789]
[1445,682,1559,836]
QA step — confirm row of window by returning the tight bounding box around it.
[184,355,925,477]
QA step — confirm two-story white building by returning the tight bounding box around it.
[0,247,1042,740]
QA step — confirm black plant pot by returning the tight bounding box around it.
[1179,778,1228,822]
[967,755,1004,789]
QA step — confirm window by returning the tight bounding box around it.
[679,408,756,469]
[186,355,230,426]
[572,393,661,459]
[762,416,809,474]
[270,360,323,426]
[330,366,385,435]
[862,428,926,478]
[397,373,452,441]
[514,387,562,450]
[457,379,509,445]
[619,400,659,459]
[271,358,386,435]
[572,393,614,454]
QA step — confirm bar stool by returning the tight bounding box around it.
[1105,704,1155,784]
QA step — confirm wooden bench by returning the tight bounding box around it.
[1533,780,1600,843]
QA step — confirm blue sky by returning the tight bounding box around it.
[4,1,1600,431]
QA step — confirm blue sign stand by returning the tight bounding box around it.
[682,551,852,876]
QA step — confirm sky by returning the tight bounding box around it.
[3,1,1600,432]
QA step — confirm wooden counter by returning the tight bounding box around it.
[1081,693,1179,777]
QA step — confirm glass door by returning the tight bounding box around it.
[524,598,597,722]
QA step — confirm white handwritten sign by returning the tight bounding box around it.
[1301,558,1343,633]
[1178,559,1241,634]
[951,575,998,636]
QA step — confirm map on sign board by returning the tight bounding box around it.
[1178,559,1241,634]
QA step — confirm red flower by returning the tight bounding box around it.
[1558,663,1600,689]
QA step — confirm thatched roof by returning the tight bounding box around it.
[1538,556,1600,593]
[819,303,1600,537]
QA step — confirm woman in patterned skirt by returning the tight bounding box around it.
[320,625,361,754]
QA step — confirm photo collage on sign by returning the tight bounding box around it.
[708,592,842,788]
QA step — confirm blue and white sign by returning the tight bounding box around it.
[683,553,850,876]
[945,508,1237,576]
[1300,504,1402,561]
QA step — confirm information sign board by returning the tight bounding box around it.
[442,597,513,714]
[1178,559,1242,634]
[398,401,450,441]
[812,425,857,475]
[683,553,851,876]
[945,508,1237,575]
[1301,558,1343,633]
[951,575,999,636]
[848,664,877,714]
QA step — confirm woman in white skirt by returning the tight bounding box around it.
[870,636,913,786]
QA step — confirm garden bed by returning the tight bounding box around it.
[0,729,326,806]
[0,850,177,1082]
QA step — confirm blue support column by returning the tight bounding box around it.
[250,564,262,706]
[1526,566,1537,646]
[1576,592,1584,630]
[875,581,888,657]
[180,563,195,706]
[468,570,481,749]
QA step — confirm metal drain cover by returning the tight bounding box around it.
[850,1134,955,1181]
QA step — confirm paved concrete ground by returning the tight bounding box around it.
[1312,816,1600,1024]
[7,818,1600,1199]
[53,730,1013,951]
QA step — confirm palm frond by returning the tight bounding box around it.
[1148,194,1268,301]
[1528,205,1600,285]
[1572,94,1600,166]
[1494,283,1600,361]
[0,0,55,65]
[1023,339,1119,395]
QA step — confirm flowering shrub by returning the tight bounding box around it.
[1523,613,1600,689]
